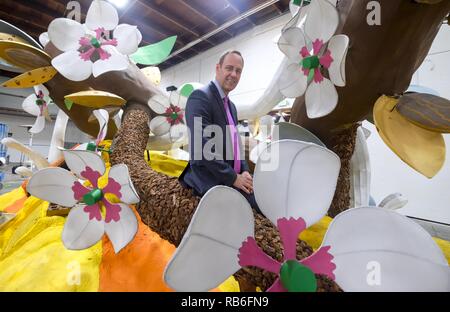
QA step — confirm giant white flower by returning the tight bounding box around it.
[164,139,449,292]
[48,0,142,81]
[164,140,341,291]
[278,0,349,118]
[27,149,140,253]
[148,83,202,143]
[22,84,53,134]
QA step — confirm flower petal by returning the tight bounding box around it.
[238,237,281,274]
[349,126,371,207]
[1,138,49,170]
[274,122,325,146]
[322,207,449,291]
[148,94,171,114]
[39,32,50,47]
[34,84,50,98]
[305,78,338,118]
[62,149,106,180]
[22,94,40,116]
[378,193,408,210]
[253,140,341,227]
[149,116,171,136]
[85,0,119,31]
[327,35,349,87]
[278,27,305,63]
[108,164,140,204]
[15,166,33,177]
[289,0,301,17]
[48,18,85,52]
[104,203,138,253]
[62,204,105,250]
[278,217,307,260]
[29,115,46,134]
[27,167,78,207]
[304,0,339,43]
[92,46,128,78]
[113,109,123,129]
[170,91,189,112]
[164,186,254,292]
[277,63,308,98]
[51,50,93,82]
[93,109,109,145]
[300,246,336,280]
[114,24,142,55]
[250,141,269,165]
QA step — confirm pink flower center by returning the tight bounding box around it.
[72,167,123,223]
[299,39,334,83]
[78,28,118,62]
[165,104,184,125]
[35,90,47,115]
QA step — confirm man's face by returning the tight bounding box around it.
[215,53,243,94]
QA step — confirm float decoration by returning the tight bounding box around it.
[48,0,142,81]
[27,149,140,253]
[373,95,445,178]
[278,0,349,118]
[148,83,202,143]
[164,140,341,291]
[130,36,177,66]
[22,84,53,134]
[1,66,57,88]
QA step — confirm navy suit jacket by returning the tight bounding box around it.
[179,81,249,196]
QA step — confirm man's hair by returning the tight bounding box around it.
[218,50,244,67]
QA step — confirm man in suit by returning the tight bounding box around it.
[179,51,260,213]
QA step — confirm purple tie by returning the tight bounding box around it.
[223,96,241,173]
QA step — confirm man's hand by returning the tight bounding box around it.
[233,171,253,194]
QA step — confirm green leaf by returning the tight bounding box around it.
[64,99,74,111]
[180,84,195,98]
[130,36,177,65]
[293,0,311,6]
[280,260,317,292]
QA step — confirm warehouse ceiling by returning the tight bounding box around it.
[0,0,291,74]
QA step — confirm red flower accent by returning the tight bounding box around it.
[78,27,118,62]
[238,217,336,292]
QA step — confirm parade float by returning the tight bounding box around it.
[0,0,449,292]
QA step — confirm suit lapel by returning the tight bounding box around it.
[209,82,227,121]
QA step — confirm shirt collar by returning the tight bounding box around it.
[212,79,227,100]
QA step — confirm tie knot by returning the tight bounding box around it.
[223,96,229,105]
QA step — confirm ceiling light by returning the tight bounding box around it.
[108,0,129,9]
